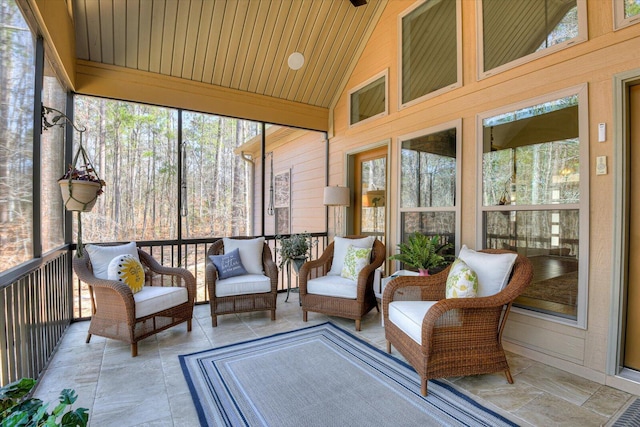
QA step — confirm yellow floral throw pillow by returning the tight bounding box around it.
[445,258,478,298]
[108,254,145,293]
[341,245,372,281]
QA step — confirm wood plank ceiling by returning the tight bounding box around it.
[72,0,387,109]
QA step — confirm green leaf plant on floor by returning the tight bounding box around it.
[0,378,89,427]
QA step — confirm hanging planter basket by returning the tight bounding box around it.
[57,138,104,213]
[58,179,102,212]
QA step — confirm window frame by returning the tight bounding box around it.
[477,0,588,80]
[614,0,640,30]
[348,69,388,128]
[476,84,590,328]
[398,0,462,110]
[395,119,462,261]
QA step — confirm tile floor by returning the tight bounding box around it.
[34,292,637,427]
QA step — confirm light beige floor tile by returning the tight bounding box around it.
[516,361,602,405]
[582,385,635,418]
[515,393,607,426]
[30,293,637,427]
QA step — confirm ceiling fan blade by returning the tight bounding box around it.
[350,0,367,6]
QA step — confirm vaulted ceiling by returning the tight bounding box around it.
[71,0,387,110]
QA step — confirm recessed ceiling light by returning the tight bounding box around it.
[288,52,304,70]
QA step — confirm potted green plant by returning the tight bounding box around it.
[388,233,453,275]
[0,377,89,426]
[277,232,317,272]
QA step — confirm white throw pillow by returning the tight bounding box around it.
[328,236,375,276]
[340,245,372,281]
[445,258,478,298]
[222,237,265,275]
[86,242,139,280]
[458,245,517,297]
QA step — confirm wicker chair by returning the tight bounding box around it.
[299,236,386,331]
[73,247,196,357]
[383,249,533,396]
[206,237,278,327]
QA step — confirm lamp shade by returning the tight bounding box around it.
[323,186,350,206]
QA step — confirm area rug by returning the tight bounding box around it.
[521,270,578,306]
[179,322,517,427]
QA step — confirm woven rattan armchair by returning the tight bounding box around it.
[73,247,196,357]
[299,236,386,331]
[206,237,278,327]
[383,249,533,396]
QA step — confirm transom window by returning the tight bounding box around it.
[614,0,640,29]
[399,0,461,107]
[349,70,387,127]
[480,0,586,78]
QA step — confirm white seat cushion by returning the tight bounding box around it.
[215,274,271,297]
[307,275,357,299]
[134,286,188,319]
[388,301,438,345]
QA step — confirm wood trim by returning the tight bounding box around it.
[75,60,329,131]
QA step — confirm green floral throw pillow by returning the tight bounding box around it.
[341,245,372,281]
[445,258,478,298]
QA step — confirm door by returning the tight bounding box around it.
[352,147,387,247]
[625,84,640,370]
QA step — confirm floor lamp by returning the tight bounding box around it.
[324,186,350,238]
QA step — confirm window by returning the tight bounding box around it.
[349,70,387,126]
[0,0,36,271]
[400,0,461,107]
[480,0,586,78]
[478,86,588,324]
[614,0,640,29]
[274,170,290,235]
[397,121,460,259]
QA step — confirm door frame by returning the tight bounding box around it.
[345,140,391,254]
[609,68,640,388]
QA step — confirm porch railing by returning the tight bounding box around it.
[0,233,328,386]
[74,233,328,319]
[0,249,72,386]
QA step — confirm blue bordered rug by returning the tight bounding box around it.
[179,322,518,427]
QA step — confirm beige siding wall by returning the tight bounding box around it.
[329,0,640,393]
[250,130,326,236]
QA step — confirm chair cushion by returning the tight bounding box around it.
[107,254,145,293]
[86,242,139,279]
[134,285,188,319]
[328,236,375,276]
[458,245,517,297]
[215,274,271,297]
[445,258,478,299]
[388,301,438,345]
[209,248,248,279]
[223,237,265,275]
[307,275,357,299]
[341,245,371,280]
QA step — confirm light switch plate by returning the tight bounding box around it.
[596,156,607,175]
[598,123,606,142]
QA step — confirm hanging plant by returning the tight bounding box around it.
[43,105,106,256]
